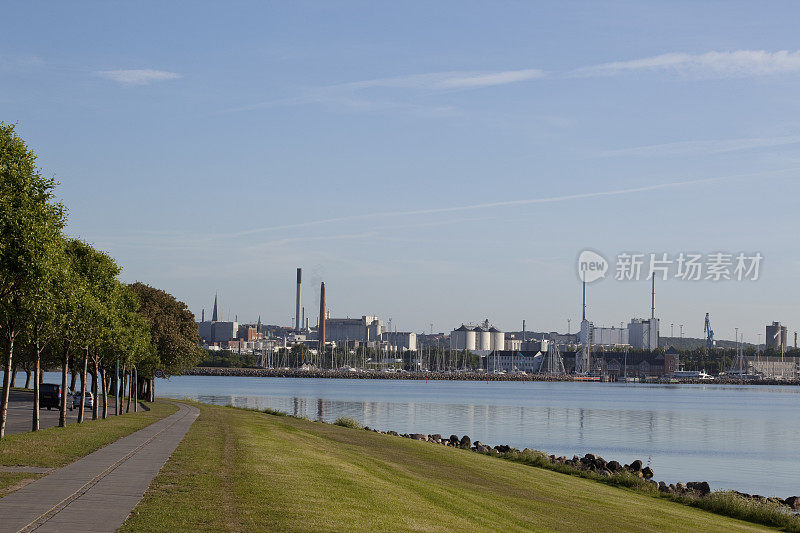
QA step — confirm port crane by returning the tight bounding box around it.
[704,313,715,350]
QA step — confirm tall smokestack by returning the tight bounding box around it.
[301,307,305,332]
[318,282,326,357]
[651,276,655,319]
[582,280,586,321]
[295,268,302,333]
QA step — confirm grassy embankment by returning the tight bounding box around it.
[122,402,782,532]
[0,400,177,496]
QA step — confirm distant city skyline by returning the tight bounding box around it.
[2,2,799,340]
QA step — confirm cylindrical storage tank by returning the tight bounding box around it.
[452,325,471,350]
[479,328,491,350]
[489,327,504,351]
[465,329,477,351]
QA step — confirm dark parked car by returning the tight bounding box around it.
[39,383,62,410]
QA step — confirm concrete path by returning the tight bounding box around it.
[0,402,198,533]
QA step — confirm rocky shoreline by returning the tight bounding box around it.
[359,426,800,513]
[187,367,799,385]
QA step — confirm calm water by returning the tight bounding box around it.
[155,376,799,497]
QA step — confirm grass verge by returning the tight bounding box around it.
[0,472,40,497]
[122,402,776,532]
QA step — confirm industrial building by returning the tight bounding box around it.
[578,318,658,350]
[628,318,660,350]
[485,351,543,373]
[198,295,238,344]
[766,322,788,351]
[382,331,417,352]
[450,321,505,352]
[325,315,385,344]
[502,337,550,351]
[748,355,798,379]
[579,321,629,346]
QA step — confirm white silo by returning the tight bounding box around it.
[477,326,491,350]
[489,327,505,351]
[465,327,477,351]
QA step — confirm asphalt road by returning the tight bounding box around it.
[3,389,116,436]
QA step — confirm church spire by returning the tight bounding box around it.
[212,293,219,322]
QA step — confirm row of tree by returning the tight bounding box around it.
[0,123,202,438]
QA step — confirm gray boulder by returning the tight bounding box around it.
[460,435,471,448]
[686,481,711,496]
[785,496,800,510]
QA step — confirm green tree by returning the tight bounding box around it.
[57,239,92,426]
[128,283,202,399]
[0,124,66,438]
[65,239,120,422]
[20,241,69,430]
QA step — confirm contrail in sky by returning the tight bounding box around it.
[235,168,796,237]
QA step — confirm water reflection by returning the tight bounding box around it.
[163,376,799,497]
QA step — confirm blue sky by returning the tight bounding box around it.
[2,2,799,341]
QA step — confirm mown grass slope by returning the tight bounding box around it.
[122,402,773,532]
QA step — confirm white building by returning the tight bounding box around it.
[579,320,629,346]
[382,331,417,352]
[628,318,659,350]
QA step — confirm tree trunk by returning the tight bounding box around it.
[101,367,107,419]
[133,367,138,412]
[120,364,126,415]
[151,378,155,402]
[32,341,41,432]
[91,369,98,420]
[69,357,77,392]
[0,331,15,439]
[114,358,119,416]
[125,370,131,413]
[91,351,98,421]
[9,362,17,388]
[78,348,87,423]
[24,370,31,389]
[59,340,69,428]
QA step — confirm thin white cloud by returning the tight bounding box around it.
[227,49,800,113]
[599,135,800,158]
[95,69,181,85]
[573,50,800,78]
[224,69,544,113]
[0,54,44,69]
[336,69,545,91]
[236,168,797,236]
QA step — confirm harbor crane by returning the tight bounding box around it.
[704,313,715,350]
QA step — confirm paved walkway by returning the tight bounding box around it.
[0,402,198,533]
